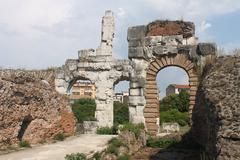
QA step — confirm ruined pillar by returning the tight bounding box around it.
[96,10,115,56]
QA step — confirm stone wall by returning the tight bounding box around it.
[0,69,76,150]
[192,56,240,160]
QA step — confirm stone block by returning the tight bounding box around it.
[127,25,146,40]
[152,45,178,55]
[197,43,217,56]
[128,38,144,47]
[128,47,145,58]
[129,96,146,106]
[130,88,142,96]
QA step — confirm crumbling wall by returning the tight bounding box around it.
[192,56,240,160]
[0,69,76,150]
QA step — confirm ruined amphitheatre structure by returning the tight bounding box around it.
[55,10,216,135]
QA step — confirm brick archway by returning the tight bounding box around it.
[145,54,198,135]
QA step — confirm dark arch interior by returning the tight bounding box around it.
[17,115,33,141]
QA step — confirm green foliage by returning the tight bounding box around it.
[160,90,189,112]
[114,102,129,125]
[71,99,96,123]
[178,90,190,112]
[96,126,118,135]
[53,133,66,141]
[147,137,179,148]
[117,155,132,160]
[119,123,145,138]
[160,94,179,111]
[91,152,101,160]
[19,140,31,148]
[65,153,87,160]
[160,109,189,126]
[107,138,124,155]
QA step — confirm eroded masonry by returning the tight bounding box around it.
[55,10,216,135]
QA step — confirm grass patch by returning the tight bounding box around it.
[147,137,180,148]
[117,154,132,160]
[106,138,124,155]
[53,133,66,141]
[119,123,145,138]
[65,153,87,160]
[160,109,189,126]
[96,126,118,135]
[19,140,31,148]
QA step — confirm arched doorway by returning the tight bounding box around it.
[17,115,33,141]
[145,54,198,134]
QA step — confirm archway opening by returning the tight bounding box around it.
[113,80,130,125]
[156,66,190,131]
[17,115,33,141]
[68,78,97,133]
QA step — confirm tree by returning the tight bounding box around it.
[160,94,180,112]
[160,90,189,112]
[178,90,189,112]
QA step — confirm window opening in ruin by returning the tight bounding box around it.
[113,80,130,125]
[17,115,33,141]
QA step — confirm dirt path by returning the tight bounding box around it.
[0,135,115,160]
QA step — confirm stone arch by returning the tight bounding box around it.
[145,53,198,135]
[66,76,94,94]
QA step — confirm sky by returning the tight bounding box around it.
[1,0,240,97]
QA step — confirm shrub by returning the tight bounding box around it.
[114,102,129,125]
[160,109,189,126]
[71,99,96,123]
[117,154,132,160]
[65,153,86,160]
[19,140,31,148]
[97,127,113,135]
[53,133,66,141]
[147,137,179,148]
[106,138,124,155]
[119,123,145,138]
[91,152,101,160]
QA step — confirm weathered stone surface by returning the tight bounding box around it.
[197,43,217,56]
[0,69,76,150]
[146,20,195,38]
[192,56,240,160]
[55,11,217,136]
[127,25,146,40]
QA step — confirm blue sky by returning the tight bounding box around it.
[0,0,240,97]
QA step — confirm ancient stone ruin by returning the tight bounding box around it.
[192,56,240,159]
[0,70,76,150]
[55,10,216,135]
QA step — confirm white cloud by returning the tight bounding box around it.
[0,0,74,37]
[147,0,240,20]
[199,20,212,32]
[117,8,126,17]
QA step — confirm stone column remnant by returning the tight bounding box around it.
[96,10,115,56]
